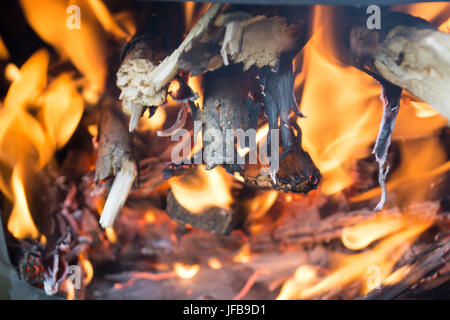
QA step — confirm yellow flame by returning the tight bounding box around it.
[80,254,94,285]
[20,0,107,103]
[341,214,406,250]
[7,165,39,239]
[277,216,433,299]
[105,227,117,244]
[41,73,84,150]
[87,0,133,41]
[174,263,200,279]
[233,243,252,264]
[138,107,167,131]
[169,165,233,213]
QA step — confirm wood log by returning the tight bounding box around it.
[166,190,240,235]
[178,7,309,75]
[338,9,450,122]
[95,98,137,228]
[198,64,257,171]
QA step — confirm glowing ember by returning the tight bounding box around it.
[233,244,252,264]
[174,263,201,279]
[208,257,222,270]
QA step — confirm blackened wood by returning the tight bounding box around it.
[166,190,237,234]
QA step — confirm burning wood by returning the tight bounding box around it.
[166,190,238,235]
[95,99,137,228]
[361,240,450,300]
[345,9,450,122]
[117,3,223,131]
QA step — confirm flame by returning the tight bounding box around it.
[184,1,196,32]
[298,6,447,196]
[64,280,75,300]
[439,17,450,32]
[87,0,134,41]
[7,165,39,239]
[169,165,233,213]
[105,227,117,244]
[277,265,319,300]
[19,0,108,103]
[40,73,84,150]
[341,214,407,250]
[138,107,167,131]
[188,75,203,107]
[233,243,252,264]
[1,48,84,239]
[277,215,433,299]
[174,263,200,279]
[4,63,21,83]
[0,35,9,60]
[79,253,94,285]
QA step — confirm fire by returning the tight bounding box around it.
[138,107,167,131]
[4,63,21,83]
[174,263,200,279]
[298,6,447,196]
[19,0,108,103]
[233,243,252,264]
[7,165,39,240]
[341,214,407,250]
[277,215,433,299]
[184,1,196,32]
[87,0,134,41]
[1,51,83,240]
[105,227,118,244]
[169,165,233,214]
[80,253,94,285]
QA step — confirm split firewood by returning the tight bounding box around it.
[178,8,308,75]
[340,9,450,122]
[95,98,137,228]
[116,3,223,131]
[360,240,450,300]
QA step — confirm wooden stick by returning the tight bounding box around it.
[95,99,137,228]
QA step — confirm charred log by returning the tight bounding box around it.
[166,190,241,235]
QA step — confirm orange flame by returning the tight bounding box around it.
[169,165,233,213]
[7,165,39,239]
[277,214,433,299]
[19,0,108,103]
